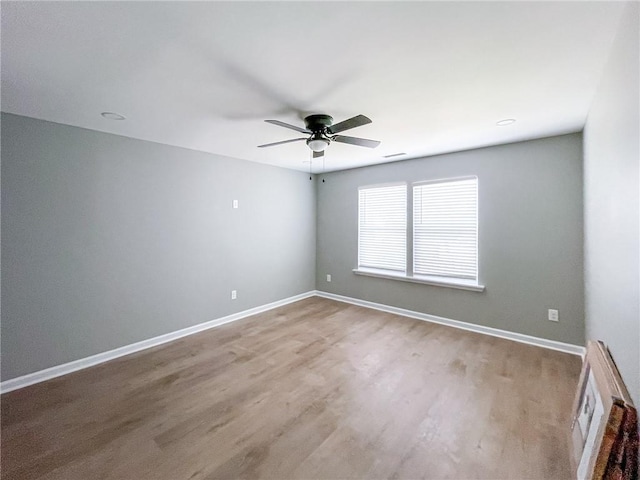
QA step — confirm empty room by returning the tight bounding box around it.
[1,1,638,479]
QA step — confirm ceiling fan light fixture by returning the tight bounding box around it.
[307,137,330,152]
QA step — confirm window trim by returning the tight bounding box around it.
[352,267,485,292]
[355,176,483,292]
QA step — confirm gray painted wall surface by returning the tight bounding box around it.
[583,2,639,406]
[316,134,585,345]
[1,113,316,380]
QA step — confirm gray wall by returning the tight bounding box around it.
[583,1,639,406]
[1,113,316,380]
[316,134,585,346]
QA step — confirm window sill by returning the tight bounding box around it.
[352,268,485,292]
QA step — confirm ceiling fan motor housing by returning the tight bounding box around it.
[304,114,334,133]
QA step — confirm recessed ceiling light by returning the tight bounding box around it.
[101,112,126,121]
[496,119,516,126]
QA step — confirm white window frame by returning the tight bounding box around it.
[354,176,484,292]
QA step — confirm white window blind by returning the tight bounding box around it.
[413,178,478,280]
[358,184,407,272]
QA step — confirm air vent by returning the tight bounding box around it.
[383,153,406,159]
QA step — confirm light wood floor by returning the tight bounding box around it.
[1,297,582,480]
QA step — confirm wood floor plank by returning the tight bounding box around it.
[1,297,582,479]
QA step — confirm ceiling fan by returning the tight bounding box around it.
[258,114,380,158]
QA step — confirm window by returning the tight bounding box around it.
[358,184,407,272]
[413,178,478,280]
[356,177,481,291]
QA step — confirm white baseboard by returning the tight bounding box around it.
[315,291,586,357]
[1,289,585,394]
[0,291,316,394]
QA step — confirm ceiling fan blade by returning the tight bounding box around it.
[265,119,311,134]
[327,114,372,134]
[258,137,307,148]
[332,135,381,148]
[313,150,324,158]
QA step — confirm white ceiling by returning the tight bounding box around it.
[1,1,626,173]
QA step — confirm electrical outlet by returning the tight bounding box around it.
[548,309,559,322]
[231,290,237,300]
[232,200,238,209]
[326,274,331,282]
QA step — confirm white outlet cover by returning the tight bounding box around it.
[548,309,559,322]
[326,274,331,282]
[231,290,237,299]
[232,200,238,209]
